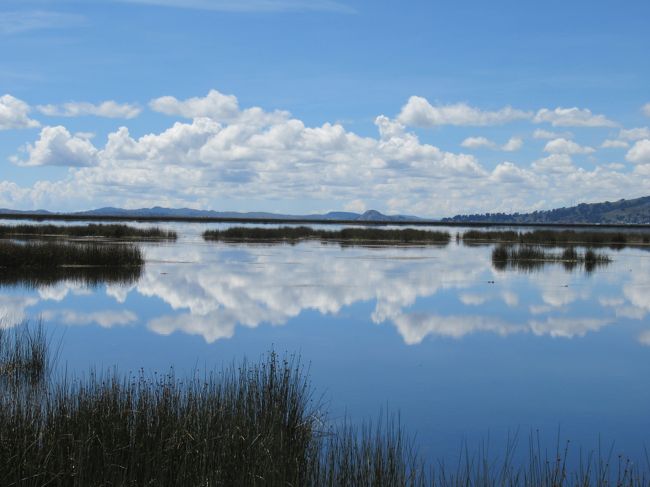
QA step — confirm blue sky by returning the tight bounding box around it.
[1,0,649,216]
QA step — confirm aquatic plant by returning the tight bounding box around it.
[491,244,611,272]
[463,229,649,248]
[0,321,49,386]
[203,226,451,244]
[0,223,177,240]
[0,240,144,268]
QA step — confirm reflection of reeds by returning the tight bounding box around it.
[0,223,177,240]
[0,240,143,268]
[492,244,611,272]
[464,229,648,248]
[0,266,142,288]
[204,226,450,244]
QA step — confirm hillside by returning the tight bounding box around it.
[443,196,650,224]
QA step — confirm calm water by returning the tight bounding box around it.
[2,220,650,463]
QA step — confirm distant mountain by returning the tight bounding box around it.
[0,206,423,222]
[443,196,650,224]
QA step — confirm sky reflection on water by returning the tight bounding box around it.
[1,222,649,462]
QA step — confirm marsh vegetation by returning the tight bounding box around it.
[492,244,611,272]
[463,229,650,248]
[0,223,177,240]
[0,325,647,486]
[203,226,451,244]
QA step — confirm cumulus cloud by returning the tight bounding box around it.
[502,136,523,152]
[0,94,40,130]
[461,136,496,149]
[10,125,99,167]
[619,127,650,141]
[37,101,141,119]
[461,136,522,152]
[41,309,138,328]
[543,138,595,155]
[626,139,650,164]
[149,89,240,120]
[533,129,569,139]
[5,89,650,217]
[534,107,617,127]
[601,139,629,149]
[397,96,531,127]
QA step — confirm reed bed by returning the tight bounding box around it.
[0,328,647,486]
[203,226,451,244]
[0,240,144,268]
[463,229,650,248]
[0,223,177,240]
[492,244,611,272]
[0,321,49,386]
[0,266,142,288]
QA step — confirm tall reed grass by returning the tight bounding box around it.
[0,240,143,268]
[492,244,611,272]
[204,226,451,244]
[0,328,647,486]
[0,223,177,240]
[463,229,649,248]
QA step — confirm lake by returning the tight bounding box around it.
[2,219,649,466]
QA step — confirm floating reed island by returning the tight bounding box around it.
[203,226,451,244]
[462,229,650,247]
[0,223,177,240]
[492,244,611,272]
[0,324,647,486]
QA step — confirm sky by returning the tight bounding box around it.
[1,0,649,217]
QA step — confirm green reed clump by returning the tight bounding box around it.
[0,223,177,240]
[492,244,611,272]
[0,266,142,289]
[463,229,649,248]
[0,321,49,386]
[0,240,143,268]
[203,226,450,244]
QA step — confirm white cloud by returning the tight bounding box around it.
[643,103,650,117]
[113,0,355,13]
[0,94,40,130]
[619,127,650,141]
[543,137,595,155]
[0,11,85,35]
[601,139,629,149]
[10,125,99,167]
[149,89,240,120]
[502,136,523,152]
[626,139,650,164]
[533,129,569,139]
[344,199,366,213]
[461,136,522,152]
[534,107,617,127]
[37,101,141,119]
[461,136,496,149]
[532,154,575,174]
[397,96,531,127]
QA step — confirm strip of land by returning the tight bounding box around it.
[463,229,650,247]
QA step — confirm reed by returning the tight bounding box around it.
[203,226,451,244]
[0,223,177,240]
[0,240,143,268]
[0,333,646,486]
[492,244,611,272]
[463,229,648,248]
[0,321,49,386]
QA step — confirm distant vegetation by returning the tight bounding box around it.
[0,326,647,485]
[203,226,451,244]
[446,196,650,224]
[492,244,611,272]
[0,240,143,268]
[0,223,177,240]
[463,229,650,247]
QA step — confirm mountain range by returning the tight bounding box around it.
[2,196,650,224]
